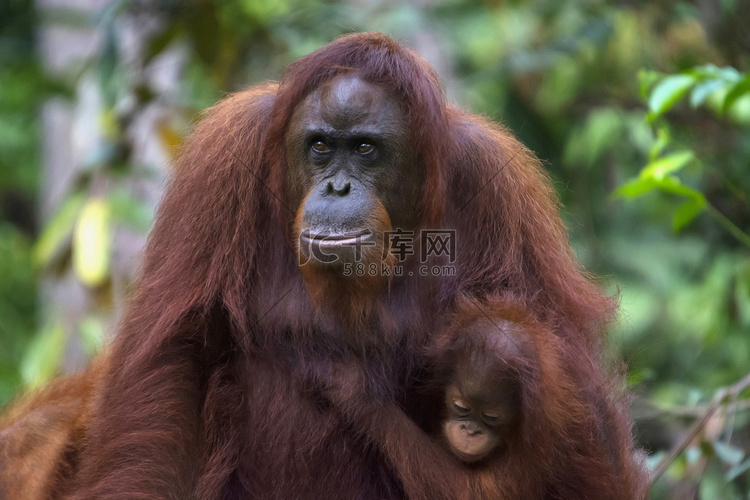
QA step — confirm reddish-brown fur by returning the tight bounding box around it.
[0,358,107,499]
[0,33,647,499]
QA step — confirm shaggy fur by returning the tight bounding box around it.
[0,33,647,499]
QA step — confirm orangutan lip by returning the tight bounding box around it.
[451,448,486,463]
[300,229,373,246]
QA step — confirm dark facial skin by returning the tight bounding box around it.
[286,73,422,267]
[441,323,523,463]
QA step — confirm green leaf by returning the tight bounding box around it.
[641,151,695,180]
[73,197,113,287]
[649,127,670,161]
[638,69,663,100]
[613,177,658,199]
[718,66,742,82]
[32,193,86,269]
[673,197,707,232]
[723,75,750,113]
[615,151,704,205]
[690,79,725,108]
[688,64,723,80]
[648,74,696,120]
[20,323,66,389]
[657,176,706,200]
[726,94,750,126]
[712,441,745,466]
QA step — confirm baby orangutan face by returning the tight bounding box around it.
[442,360,521,463]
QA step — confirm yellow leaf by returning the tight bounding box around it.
[73,197,112,287]
[158,120,184,159]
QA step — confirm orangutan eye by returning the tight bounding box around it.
[312,140,330,153]
[481,413,499,426]
[453,400,470,414]
[356,142,374,155]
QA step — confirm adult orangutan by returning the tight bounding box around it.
[0,32,647,499]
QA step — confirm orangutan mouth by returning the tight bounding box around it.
[300,229,374,247]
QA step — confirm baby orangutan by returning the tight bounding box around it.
[442,342,521,463]
[436,308,524,464]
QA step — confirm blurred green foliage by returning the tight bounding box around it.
[0,0,46,402]
[1,0,749,496]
